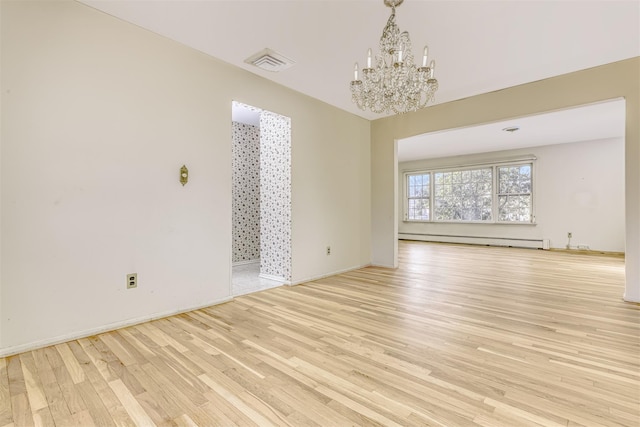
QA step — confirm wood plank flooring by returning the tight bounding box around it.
[2,241,638,426]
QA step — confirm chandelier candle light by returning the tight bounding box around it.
[350,0,438,114]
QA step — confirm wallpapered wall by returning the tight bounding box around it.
[232,114,292,281]
[232,122,261,263]
[260,111,292,281]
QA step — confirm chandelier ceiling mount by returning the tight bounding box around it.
[350,0,438,114]
[383,0,404,9]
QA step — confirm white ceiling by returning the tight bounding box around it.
[79,0,639,122]
[78,1,636,160]
[232,101,262,127]
[398,98,627,162]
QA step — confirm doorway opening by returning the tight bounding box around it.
[395,98,626,256]
[231,101,292,296]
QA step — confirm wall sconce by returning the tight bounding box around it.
[180,165,188,186]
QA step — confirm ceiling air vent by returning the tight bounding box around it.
[245,48,295,72]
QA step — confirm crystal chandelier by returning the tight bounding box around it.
[350,0,438,114]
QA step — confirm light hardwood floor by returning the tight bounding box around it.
[1,241,638,426]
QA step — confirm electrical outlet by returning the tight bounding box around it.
[567,232,572,238]
[326,246,331,256]
[127,273,137,289]
[577,245,590,250]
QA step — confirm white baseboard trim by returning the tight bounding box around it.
[0,296,233,357]
[288,263,371,286]
[258,273,288,283]
[370,263,397,269]
[233,259,260,267]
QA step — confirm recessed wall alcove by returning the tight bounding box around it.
[231,101,291,295]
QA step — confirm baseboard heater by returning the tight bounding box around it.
[399,233,550,250]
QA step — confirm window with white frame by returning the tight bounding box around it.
[404,161,534,224]
[434,168,493,221]
[407,173,430,220]
[497,164,532,222]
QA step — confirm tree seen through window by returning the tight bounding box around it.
[405,162,534,223]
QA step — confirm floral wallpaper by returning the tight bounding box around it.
[232,122,261,263]
[259,111,292,281]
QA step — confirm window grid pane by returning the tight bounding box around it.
[434,168,492,221]
[498,164,532,222]
[407,173,430,220]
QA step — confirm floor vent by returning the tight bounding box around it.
[245,48,295,72]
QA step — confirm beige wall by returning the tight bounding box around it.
[372,57,640,301]
[398,138,625,252]
[0,0,635,355]
[0,1,371,353]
